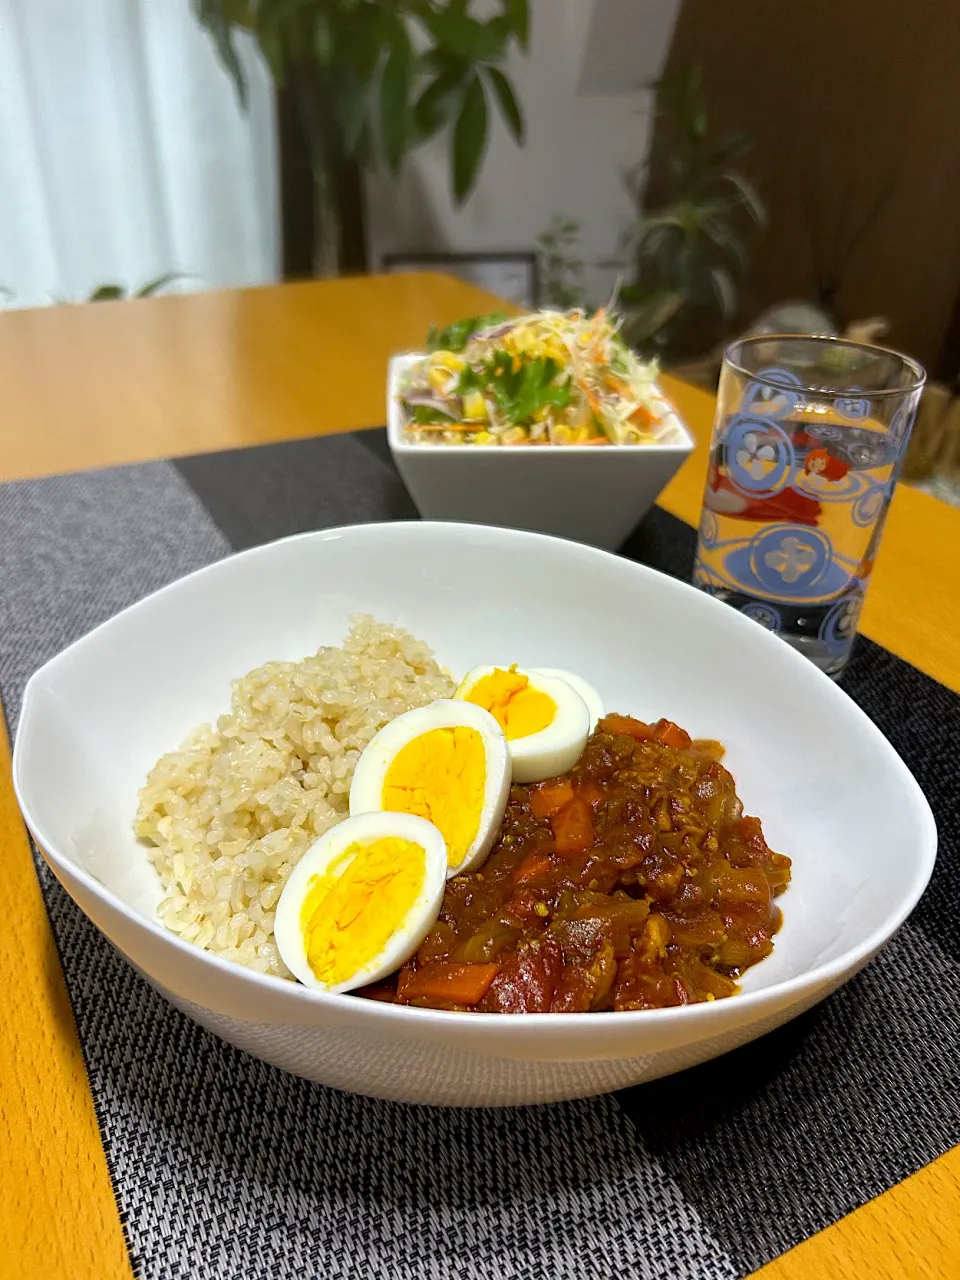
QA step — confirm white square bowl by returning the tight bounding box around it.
[387,354,695,549]
[13,521,936,1107]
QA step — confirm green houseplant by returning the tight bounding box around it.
[621,64,766,358]
[0,273,188,307]
[195,0,528,276]
[536,214,585,310]
[81,273,187,302]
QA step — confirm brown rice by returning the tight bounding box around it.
[135,615,454,977]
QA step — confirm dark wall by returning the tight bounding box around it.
[665,0,960,369]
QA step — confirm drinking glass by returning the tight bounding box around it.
[694,335,925,677]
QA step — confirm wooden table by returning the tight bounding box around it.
[1,275,957,1280]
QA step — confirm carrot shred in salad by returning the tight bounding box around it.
[398,307,671,447]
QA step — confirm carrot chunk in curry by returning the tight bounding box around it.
[359,714,791,1014]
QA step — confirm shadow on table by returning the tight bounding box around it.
[174,430,418,553]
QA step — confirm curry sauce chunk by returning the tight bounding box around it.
[361,715,791,1013]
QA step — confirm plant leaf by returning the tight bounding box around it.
[483,352,573,422]
[722,170,766,226]
[414,64,466,140]
[347,5,384,82]
[193,3,248,107]
[485,66,523,142]
[418,8,506,61]
[420,47,453,75]
[255,7,287,87]
[88,284,126,302]
[409,403,458,425]
[314,9,334,68]
[135,271,187,297]
[635,212,689,235]
[427,311,509,352]
[684,64,707,137]
[221,0,254,27]
[701,216,748,271]
[452,74,488,203]
[636,222,680,262]
[380,22,414,174]
[622,290,686,344]
[708,265,737,318]
[503,0,529,50]
[336,64,372,155]
[484,15,512,52]
[708,129,753,164]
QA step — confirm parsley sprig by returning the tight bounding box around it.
[462,352,573,424]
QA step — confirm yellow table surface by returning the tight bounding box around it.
[0,275,957,1279]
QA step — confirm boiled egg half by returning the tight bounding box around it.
[274,810,447,993]
[531,668,604,732]
[455,665,594,783]
[349,699,510,877]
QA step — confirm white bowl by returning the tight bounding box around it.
[14,522,935,1107]
[387,354,695,549]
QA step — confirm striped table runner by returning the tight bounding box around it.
[1,430,956,1280]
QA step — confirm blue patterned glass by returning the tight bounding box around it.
[694,336,925,677]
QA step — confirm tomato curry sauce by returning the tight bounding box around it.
[360,715,791,1013]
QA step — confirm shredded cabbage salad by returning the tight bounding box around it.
[398,307,669,446]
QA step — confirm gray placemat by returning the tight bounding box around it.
[1,431,957,1280]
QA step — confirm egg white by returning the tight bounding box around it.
[455,666,591,784]
[274,810,448,993]
[348,699,510,877]
[532,668,604,732]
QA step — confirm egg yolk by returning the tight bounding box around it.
[300,837,425,986]
[382,726,485,869]
[464,668,555,741]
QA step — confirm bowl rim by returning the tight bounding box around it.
[386,352,696,456]
[13,519,938,1035]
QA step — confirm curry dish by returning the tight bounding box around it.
[361,714,791,1013]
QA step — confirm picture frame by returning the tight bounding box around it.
[382,251,539,310]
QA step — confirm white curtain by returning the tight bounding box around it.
[0,0,280,308]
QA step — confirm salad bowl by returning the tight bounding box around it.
[388,356,694,549]
[386,310,695,550]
